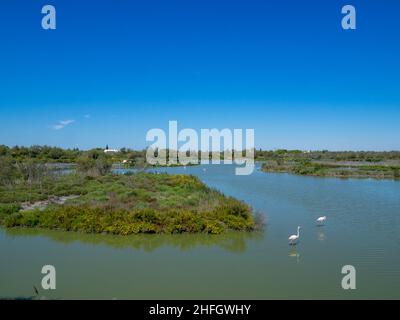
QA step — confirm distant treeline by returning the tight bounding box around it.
[0,145,147,163]
[1,145,400,164]
[254,149,400,162]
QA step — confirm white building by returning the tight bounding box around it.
[104,149,119,153]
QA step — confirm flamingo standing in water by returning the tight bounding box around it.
[288,226,301,245]
[316,216,327,226]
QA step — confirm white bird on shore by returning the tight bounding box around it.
[288,226,301,245]
[316,216,327,225]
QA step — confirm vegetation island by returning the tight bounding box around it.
[257,149,400,179]
[0,145,260,235]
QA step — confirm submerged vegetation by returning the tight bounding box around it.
[0,153,260,234]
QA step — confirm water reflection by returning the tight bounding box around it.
[288,248,301,263]
[4,228,263,253]
[317,229,326,241]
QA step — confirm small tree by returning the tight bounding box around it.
[77,151,112,177]
[0,156,18,186]
[16,160,47,185]
[15,160,48,201]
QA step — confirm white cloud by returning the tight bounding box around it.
[84,114,90,119]
[51,119,75,130]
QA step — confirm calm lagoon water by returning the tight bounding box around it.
[1,164,400,299]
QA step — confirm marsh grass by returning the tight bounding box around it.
[261,159,400,179]
[0,173,257,235]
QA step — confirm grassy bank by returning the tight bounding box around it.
[0,172,259,235]
[261,159,400,179]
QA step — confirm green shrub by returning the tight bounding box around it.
[0,172,257,234]
[77,151,112,177]
[3,212,23,227]
[204,221,224,234]
[0,203,21,216]
[132,209,160,224]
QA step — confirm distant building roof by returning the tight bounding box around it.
[104,149,119,153]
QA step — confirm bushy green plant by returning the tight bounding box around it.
[0,172,257,234]
[0,156,19,185]
[77,151,112,177]
[0,203,21,223]
[0,203,21,215]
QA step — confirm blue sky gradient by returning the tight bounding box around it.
[0,0,399,150]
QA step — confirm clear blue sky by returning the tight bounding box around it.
[0,0,399,151]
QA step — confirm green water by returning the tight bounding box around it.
[1,164,400,299]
